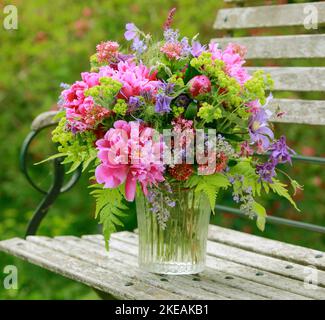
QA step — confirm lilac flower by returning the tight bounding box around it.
[159,81,175,95]
[269,136,296,165]
[163,28,179,42]
[256,160,277,183]
[131,37,147,55]
[180,37,191,56]
[191,41,206,57]
[155,93,173,113]
[128,96,144,112]
[248,108,274,151]
[124,23,137,41]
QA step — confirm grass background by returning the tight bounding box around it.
[0,0,324,299]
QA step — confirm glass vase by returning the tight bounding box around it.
[136,185,211,275]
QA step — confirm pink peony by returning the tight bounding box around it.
[95,121,165,201]
[188,75,211,98]
[208,43,251,85]
[62,72,110,132]
[99,60,161,101]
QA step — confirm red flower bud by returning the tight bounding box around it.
[188,75,211,98]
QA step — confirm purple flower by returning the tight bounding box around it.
[128,96,143,112]
[124,23,137,41]
[256,160,277,183]
[249,108,274,151]
[155,94,173,113]
[191,41,206,57]
[163,28,179,42]
[159,81,175,95]
[269,136,296,165]
[131,37,147,55]
[180,37,191,56]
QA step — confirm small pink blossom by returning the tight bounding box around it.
[95,121,165,201]
[96,41,119,63]
[160,42,183,60]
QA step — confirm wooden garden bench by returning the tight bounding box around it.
[1,0,325,300]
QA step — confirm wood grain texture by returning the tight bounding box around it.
[86,232,325,300]
[247,67,325,92]
[211,35,325,59]
[215,2,325,29]
[2,229,325,300]
[269,99,325,125]
[208,225,325,270]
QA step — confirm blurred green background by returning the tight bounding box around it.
[0,0,324,299]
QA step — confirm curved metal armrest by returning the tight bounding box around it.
[21,111,82,237]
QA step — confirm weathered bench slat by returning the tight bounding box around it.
[208,225,325,270]
[247,67,325,92]
[103,233,317,300]
[215,3,325,29]
[28,236,230,300]
[211,35,325,59]
[83,234,280,300]
[0,237,184,300]
[269,99,325,125]
[106,232,325,300]
[107,233,325,287]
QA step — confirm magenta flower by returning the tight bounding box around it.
[99,60,161,101]
[95,121,165,201]
[61,72,110,132]
[208,43,251,85]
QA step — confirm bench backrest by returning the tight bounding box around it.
[213,1,325,125]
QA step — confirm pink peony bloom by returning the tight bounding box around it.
[208,43,251,85]
[61,72,110,132]
[188,75,211,98]
[99,60,161,101]
[95,121,165,201]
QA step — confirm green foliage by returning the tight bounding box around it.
[229,160,262,196]
[51,117,98,173]
[185,173,230,212]
[252,201,267,232]
[90,184,129,249]
[268,179,300,211]
[85,77,122,109]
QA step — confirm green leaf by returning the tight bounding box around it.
[269,179,300,211]
[34,153,67,165]
[186,173,230,213]
[90,185,130,250]
[183,64,200,84]
[228,160,261,196]
[252,201,267,232]
[184,102,198,120]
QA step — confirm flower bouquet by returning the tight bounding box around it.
[48,9,301,274]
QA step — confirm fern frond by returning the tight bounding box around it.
[90,185,130,249]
